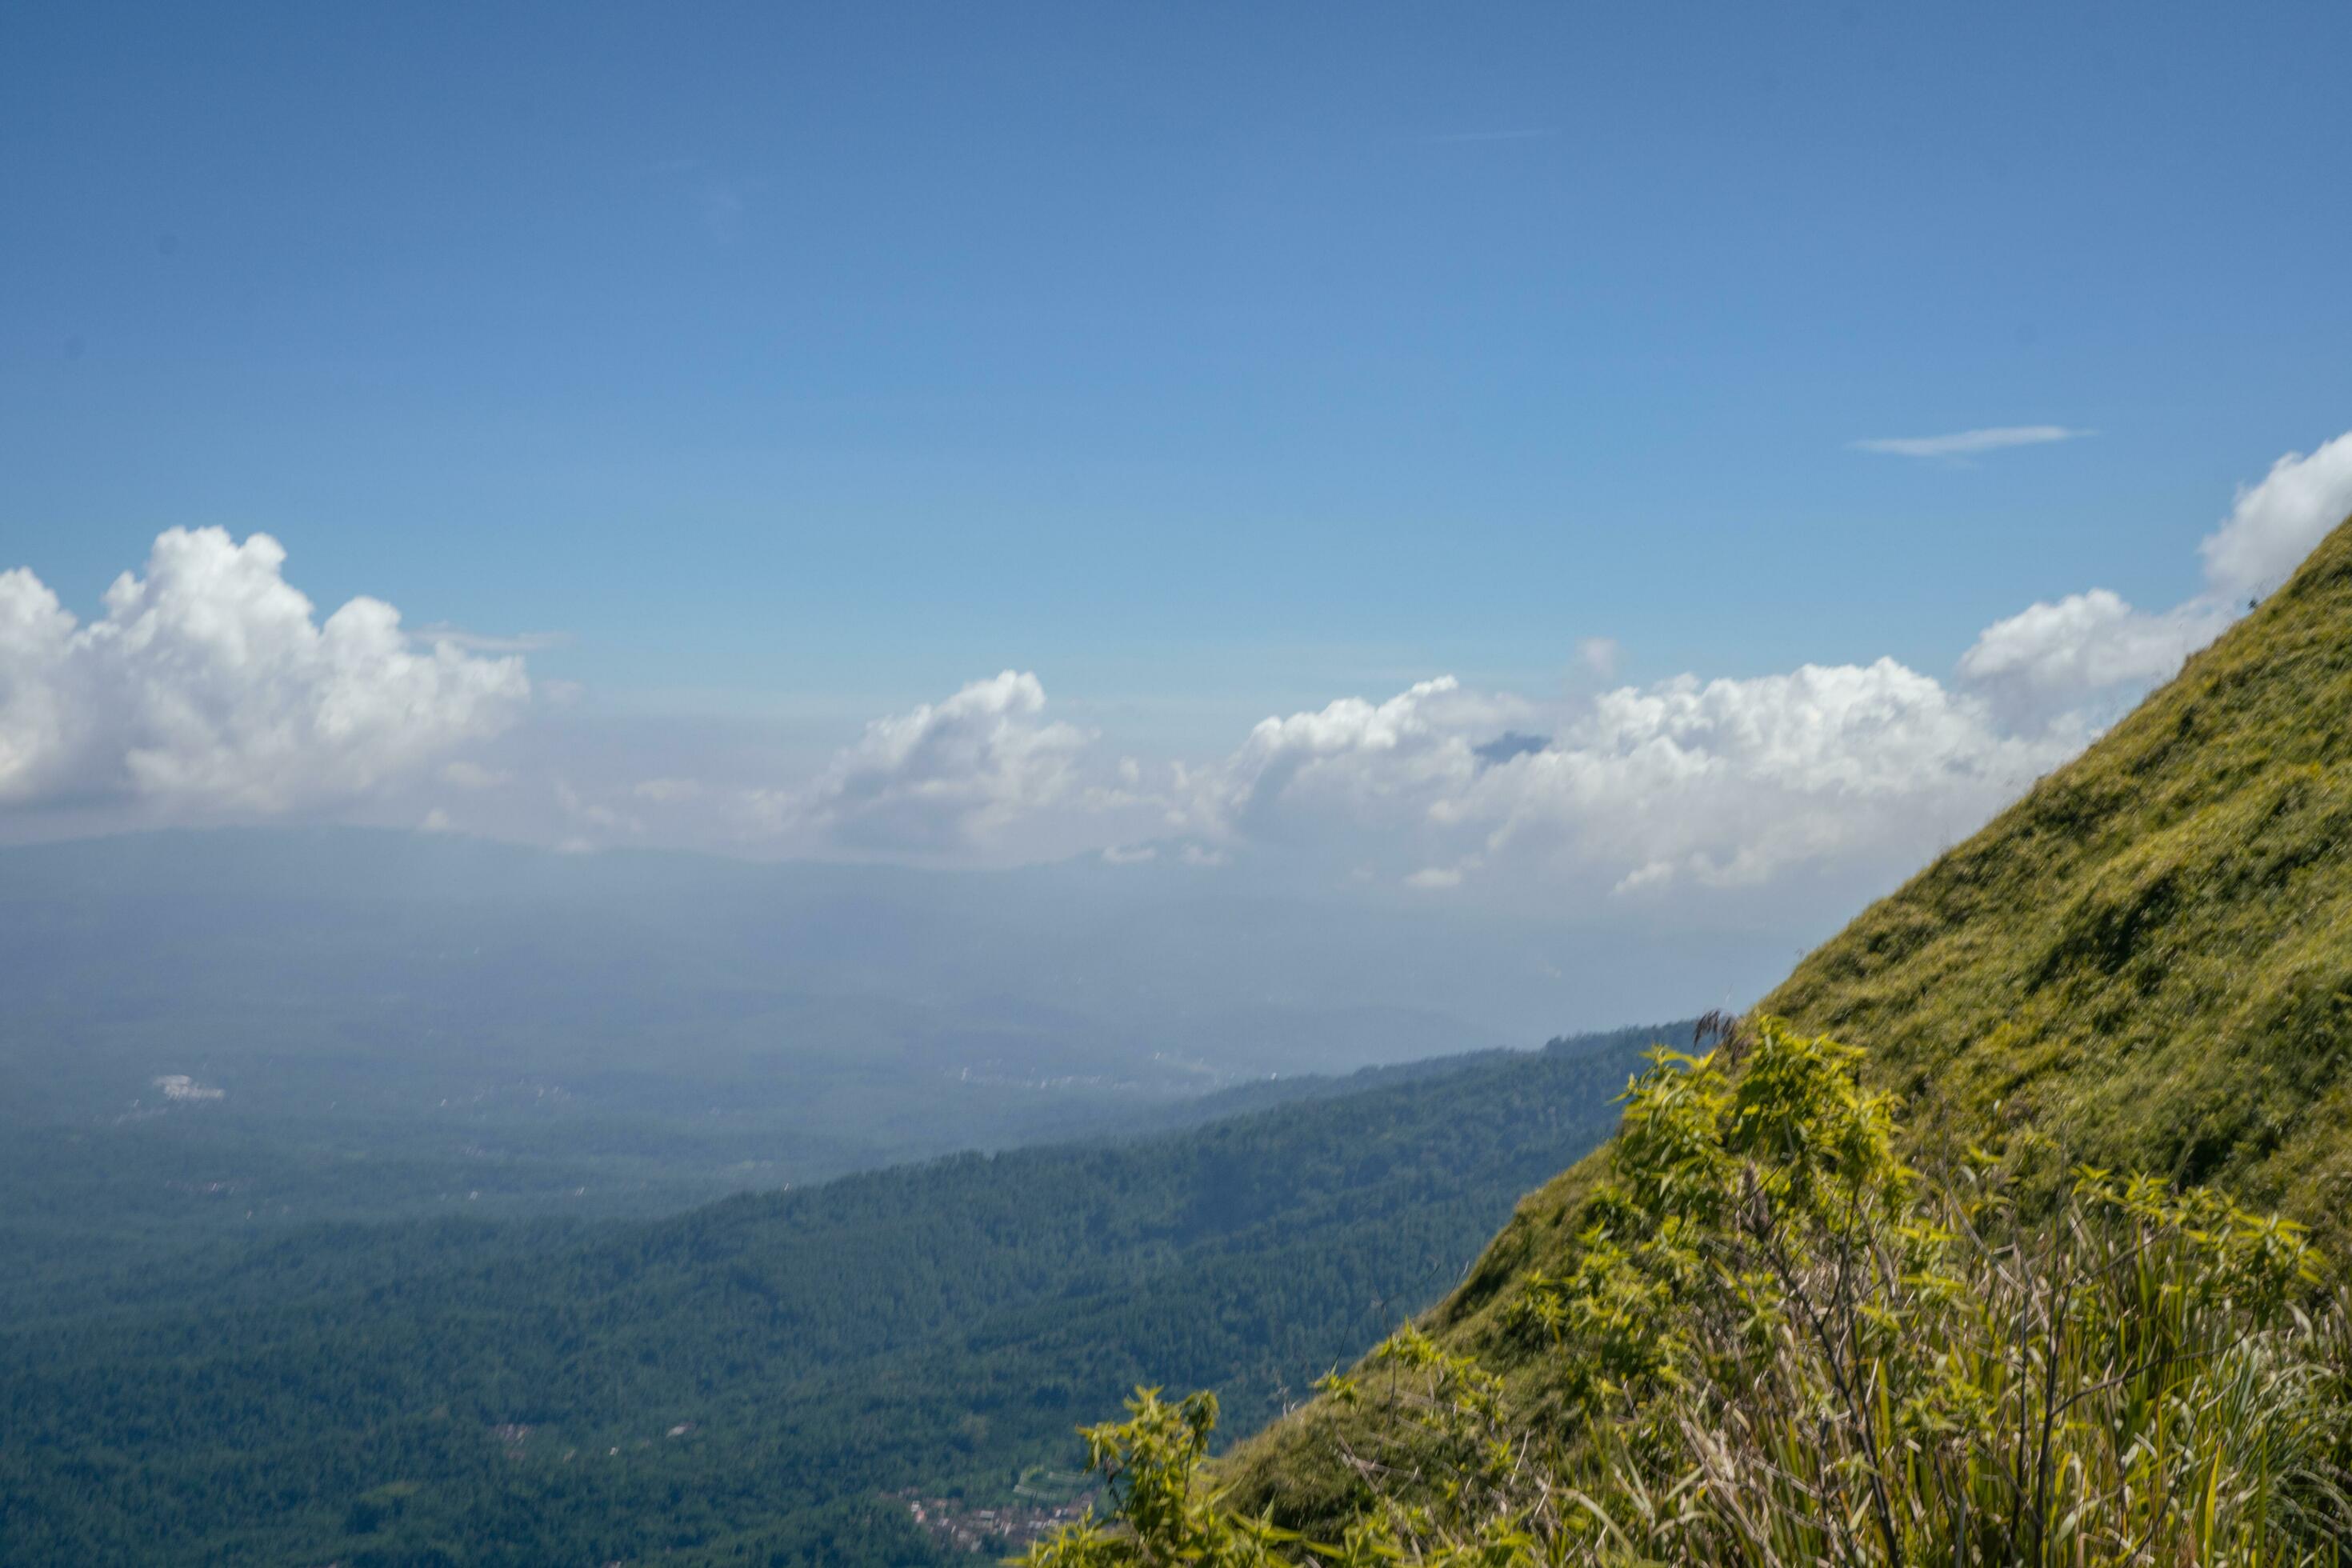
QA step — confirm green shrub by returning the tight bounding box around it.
[1029,1023,2352,1566]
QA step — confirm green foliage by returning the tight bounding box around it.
[0,1026,1675,1565]
[1761,514,2352,1246]
[1035,1025,2352,1565]
[1027,1389,1301,1566]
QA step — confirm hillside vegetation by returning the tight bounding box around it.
[1038,1024,2350,1565]
[1220,514,2352,1539]
[0,1025,1677,1566]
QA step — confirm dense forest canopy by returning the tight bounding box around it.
[0,1022,1686,1566]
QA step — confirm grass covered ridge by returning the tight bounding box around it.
[1223,511,2352,1527]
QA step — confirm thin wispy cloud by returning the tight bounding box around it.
[1850,425,2094,459]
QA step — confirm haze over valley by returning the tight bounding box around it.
[6,5,2352,1564]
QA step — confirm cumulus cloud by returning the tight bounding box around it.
[1176,659,2074,899]
[2199,430,2352,600]
[1958,590,2230,723]
[748,670,1091,855]
[1465,661,2076,892]
[1179,677,1530,845]
[1957,428,2352,717]
[0,529,527,813]
[1850,425,2093,459]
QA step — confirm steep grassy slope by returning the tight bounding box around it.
[1226,512,2352,1525]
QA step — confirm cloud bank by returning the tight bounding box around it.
[694,429,2352,902]
[10,431,2352,922]
[0,529,528,812]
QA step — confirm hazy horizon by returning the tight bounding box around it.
[8,6,2352,994]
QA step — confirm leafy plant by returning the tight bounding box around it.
[1030,1022,2352,1566]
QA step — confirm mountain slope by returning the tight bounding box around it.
[1225,510,2352,1524]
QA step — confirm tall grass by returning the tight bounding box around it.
[1659,1174,2350,1566]
[1026,1023,2352,1566]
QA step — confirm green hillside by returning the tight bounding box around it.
[1222,513,2352,1532]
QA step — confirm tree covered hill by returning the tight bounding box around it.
[1222,511,2352,1530]
[0,1021,1686,1566]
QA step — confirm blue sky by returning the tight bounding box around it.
[3,2,2350,927]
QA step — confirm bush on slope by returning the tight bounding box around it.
[1035,1024,2352,1566]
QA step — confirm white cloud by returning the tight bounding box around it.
[749,670,1091,855]
[0,568,78,800]
[23,432,2340,920]
[0,529,527,813]
[1181,677,1528,845]
[414,624,570,654]
[1958,427,2352,717]
[2198,430,2352,600]
[1958,590,2230,722]
[441,760,512,790]
[1181,658,2071,899]
[419,807,454,833]
[1850,425,2092,459]
[1460,661,2077,892]
[1142,649,2060,902]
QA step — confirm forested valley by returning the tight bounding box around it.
[0,1022,1685,1566]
